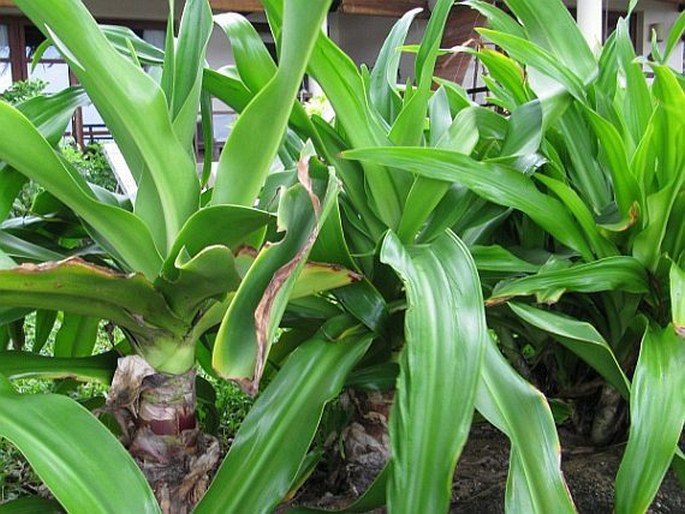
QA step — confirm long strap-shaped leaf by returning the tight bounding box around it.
[261,0,408,229]
[500,0,595,82]
[476,339,576,513]
[489,256,649,304]
[195,317,372,514]
[165,0,212,148]
[0,374,161,514]
[0,258,187,338]
[0,497,64,513]
[16,0,200,254]
[615,324,685,514]
[0,350,117,384]
[389,0,452,146]
[0,102,162,279]
[213,168,339,394]
[213,13,325,152]
[1,87,89,221]
[671,261,685,334]
[368,9,421,124]
[508,302,630,399]
[380,231,485,513]
[344,146,594,260]
[211,0,332,206]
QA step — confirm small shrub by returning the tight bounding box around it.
[61,142,118,192]
[0,79,47,105]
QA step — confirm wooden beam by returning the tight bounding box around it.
[0,0,15,7]
[339,0,427,18]
[208,0,263,12]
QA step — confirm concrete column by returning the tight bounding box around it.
[577,0,603,50]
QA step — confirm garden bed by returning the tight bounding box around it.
[294,423,685,513]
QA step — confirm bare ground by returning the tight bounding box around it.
[295,423,685,513]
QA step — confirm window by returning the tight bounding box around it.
[0,25,11,91]
[25,25,72,93]
[0,17,169,146]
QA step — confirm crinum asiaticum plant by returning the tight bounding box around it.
[340,0,684,512]
[207,0,579,512]
[0,0,373,512]
[213,0,684,512]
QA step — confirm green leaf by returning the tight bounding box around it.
[489,256,648,304]
[0,87,89,221]
[290,262,361,300]
[0,230,64,262]
[389,0,452,146]
[478,28,587,99]
[0,497,64,514]
[202,67,253,112]
[214,12,277,94]
[0,258,187,339]
[499,0,596,81]
[671,260,685,335]
[53,313,99,358]
[199,88,214,187]
[195,317,372,514]
[580,104,641,220]
[261,0,406,229]
[16,0,200,254]
[344,146,594,260]
[615,20,652,148]
[33,310,57,353]
[0,380,160,513]
[157,245,241,321]
[0,166,26,223]
[166,0,212,147]
[0,101,163,278]
[662,11,685,63]
[99,25,165,65]
[476,338,576,513]
[508,302,630,399]
[535,173,618,259]
[369,8,421,123]
[164,205,273,275]
[211,0,332,206]
[397,104,480,244]
[501,99,543,156]
[471,245,540,273]
[475,47,529,107]
[16,86,90,147]
[463,0,525,38]
[310,118,385,239]
[673,449,685,488]
[0,350,117,384]
[381,231,485,513]
[615,324,685,513]
[213,169,339,394]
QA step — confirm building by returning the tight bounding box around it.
[0,0,682,150]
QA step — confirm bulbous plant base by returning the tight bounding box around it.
[340,389,392,494]
[106,356,220,514]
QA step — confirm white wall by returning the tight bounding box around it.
[637,0,683,71]
[328,12,427,83]
[564,0,683,71]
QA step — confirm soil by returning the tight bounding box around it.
[295,423,685,513]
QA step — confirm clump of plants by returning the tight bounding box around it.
[61,142,118,192]
[0,79,46,105]
[0,0,682,513]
